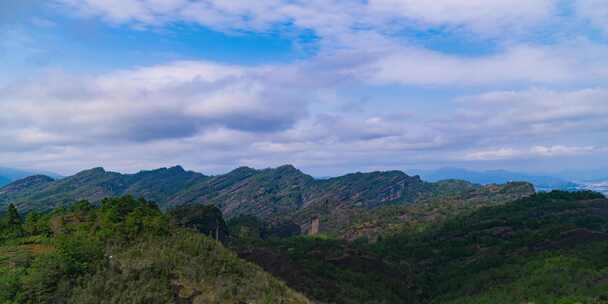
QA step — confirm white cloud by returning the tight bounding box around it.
[530,145,599,157]
[465,145,600,161]
[454,88,608,136]
[0,60,308,147]
[369,0,554,34]
[52,0,608,89]
[2,59,608,174]
[465,148,520,161]
[356,39,608,86]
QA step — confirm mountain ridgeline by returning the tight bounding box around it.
[0,167,62,187]
[0,165,535,232]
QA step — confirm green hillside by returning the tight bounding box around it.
[2,190,607,303]
[338,181,535,241]
[3,164,606,304]
[0,196,309,304]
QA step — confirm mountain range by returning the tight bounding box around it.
[2,164,606,303]
[0,165,535,233]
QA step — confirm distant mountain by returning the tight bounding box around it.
[0,167,62,187]
[554,168,608,182]
[0,176,10,187]
[0,165,533,228]
[576,180,608,195]
[416,167,578,192]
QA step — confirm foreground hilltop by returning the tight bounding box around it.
[0,196,309,303]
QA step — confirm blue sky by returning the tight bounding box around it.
[1,0,607,176]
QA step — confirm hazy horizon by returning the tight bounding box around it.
[4,163,608,184]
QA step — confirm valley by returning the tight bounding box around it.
[1,165,607,303]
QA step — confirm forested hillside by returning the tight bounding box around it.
[0,196,309,304]
[232,191,608,304]
[2,164,606,304]
[2,190,607,303]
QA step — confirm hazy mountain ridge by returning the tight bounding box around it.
[417,167,579,192]
[0,167,62,187]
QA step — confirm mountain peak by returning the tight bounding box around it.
[228,166,258,175]
[80,167,106,174]
[168,165,185,172]
[276,164,300,172]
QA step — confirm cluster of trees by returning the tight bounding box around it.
[0,197,170,303]
[227,215,301,242]
[168,204,228,242]
[0,204,23,240]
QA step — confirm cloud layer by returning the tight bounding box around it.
[58,0,555,35]
[2,60,606,174]
[1,1,607,175]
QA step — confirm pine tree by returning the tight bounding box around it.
[6,203,22,227]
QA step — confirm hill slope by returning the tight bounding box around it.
[233,191,608,304]
[339,181,536,241]
[377,190,608,303]
[0,196,310,304]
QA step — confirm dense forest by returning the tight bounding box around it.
[231,191,608,304]
[2,190,608,303]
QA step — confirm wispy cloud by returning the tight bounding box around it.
[465,145,602,161]
[56,0,556,38]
